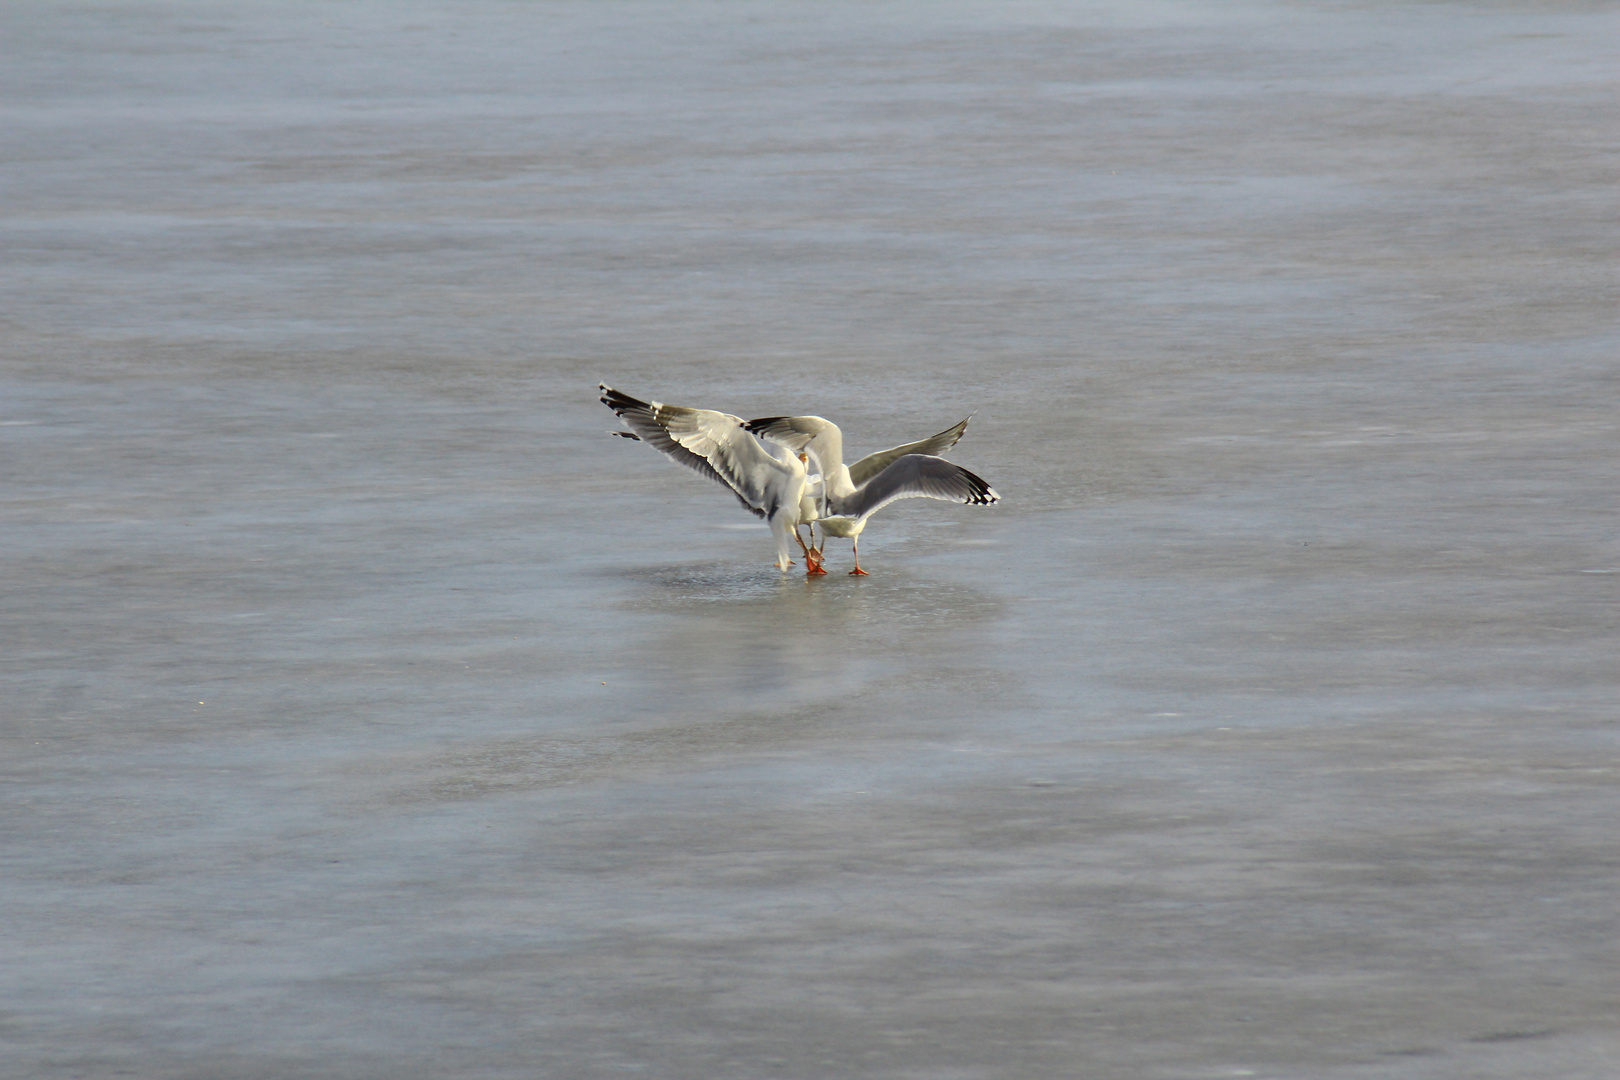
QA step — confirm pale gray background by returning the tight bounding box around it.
[3,1,1617,1077]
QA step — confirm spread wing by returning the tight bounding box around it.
[743,415,830,451]
[847,416,971,488]
[601,385,794,518]
[839,454,999,522]
[743,415,846,481]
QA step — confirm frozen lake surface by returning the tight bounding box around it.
[4,1,1618,1077]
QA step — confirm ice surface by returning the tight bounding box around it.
[3,2,1618,1077]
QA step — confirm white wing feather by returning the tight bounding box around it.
[601,386,798,517]
[839,454,999,522]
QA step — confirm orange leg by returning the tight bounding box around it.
[849,538,869,575]
[797,527,827,575]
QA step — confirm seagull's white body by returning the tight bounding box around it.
[744,414,970,518]
[744,414,997,573]
[814,514,866,542]
[600,385,814,571]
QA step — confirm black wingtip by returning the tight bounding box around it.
[743,416,787,434]
[958,465,999,505]
[608,430,641,441]
[599,385,649,414]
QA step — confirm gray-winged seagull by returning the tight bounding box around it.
[600,385,817,572]
[744,414,999,574]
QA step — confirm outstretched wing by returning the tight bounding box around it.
[839,454,999,522]
[743,415,848,482]
[847,416,971,488]
[601,385,792,518]
[743,415,831,451]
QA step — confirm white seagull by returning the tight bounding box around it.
[745,414,971,513]
[753,414,971,575]
[744,414,999,574]
[600,385,816,572]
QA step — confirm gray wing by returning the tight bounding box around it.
[840,454,999,522]
[847,416,971,488]
[743,415,847,481]
[601,385,791,518]
[743,415,833,451]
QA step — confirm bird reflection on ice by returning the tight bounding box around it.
[612,562,1001,706]
[621,563,805,605]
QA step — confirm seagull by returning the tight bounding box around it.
[744,414,998,574]
[810,455,998,574]
[744,414,970,513]
[600,385,818,572]
[752,415,969,574]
